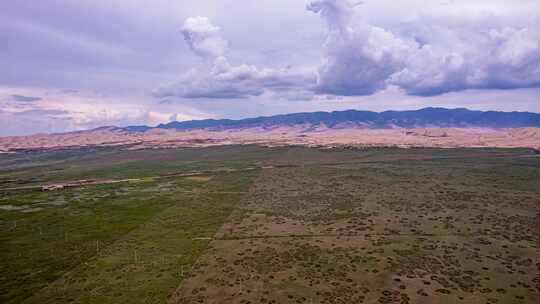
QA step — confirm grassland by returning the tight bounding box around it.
[1,146,539,303]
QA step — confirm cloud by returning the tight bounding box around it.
[155,56,316,99]
[156,17,317,100]
[0,86,209,136]
[308,0,413,95]
[307,0,540,96]
[13,109,68,116]
[181,16,228,59]
[306,0,353,33]
[166,1,540,101]
[0,107,72,136]
[10,94,42,102]
[389,21,540,96]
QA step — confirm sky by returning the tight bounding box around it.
[1,0,540,136]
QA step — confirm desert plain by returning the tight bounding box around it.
[0,145,538,303]
[1,126,540,152]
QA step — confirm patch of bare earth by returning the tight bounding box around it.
[168,167,540,304]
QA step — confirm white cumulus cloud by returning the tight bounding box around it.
[155,56,316,99]
[156,17,316,100]
[158,1,540,101]
[181,16,229,59]
[307,0,540,96]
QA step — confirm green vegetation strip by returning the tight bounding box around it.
[0,170,257,304]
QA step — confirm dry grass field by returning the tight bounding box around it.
[1,146,539,303]
[169,150,540,304]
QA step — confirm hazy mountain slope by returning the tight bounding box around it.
[2,108,540,152]
[156,108,540,130]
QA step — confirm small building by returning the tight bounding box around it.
[41,184,65,192]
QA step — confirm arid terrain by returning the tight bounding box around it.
[171,160,540,304]
[2,126,540,152]
[4,0,540,302]
[1,146,539,303]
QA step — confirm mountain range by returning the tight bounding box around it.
[2,107,540,152]
[148,107,540,131]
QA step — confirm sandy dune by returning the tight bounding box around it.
[1,126,539,152]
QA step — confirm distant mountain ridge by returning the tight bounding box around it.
[3,107,540,152]
[152,107,540,131]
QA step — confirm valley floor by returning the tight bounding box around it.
[1,146,539,303]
